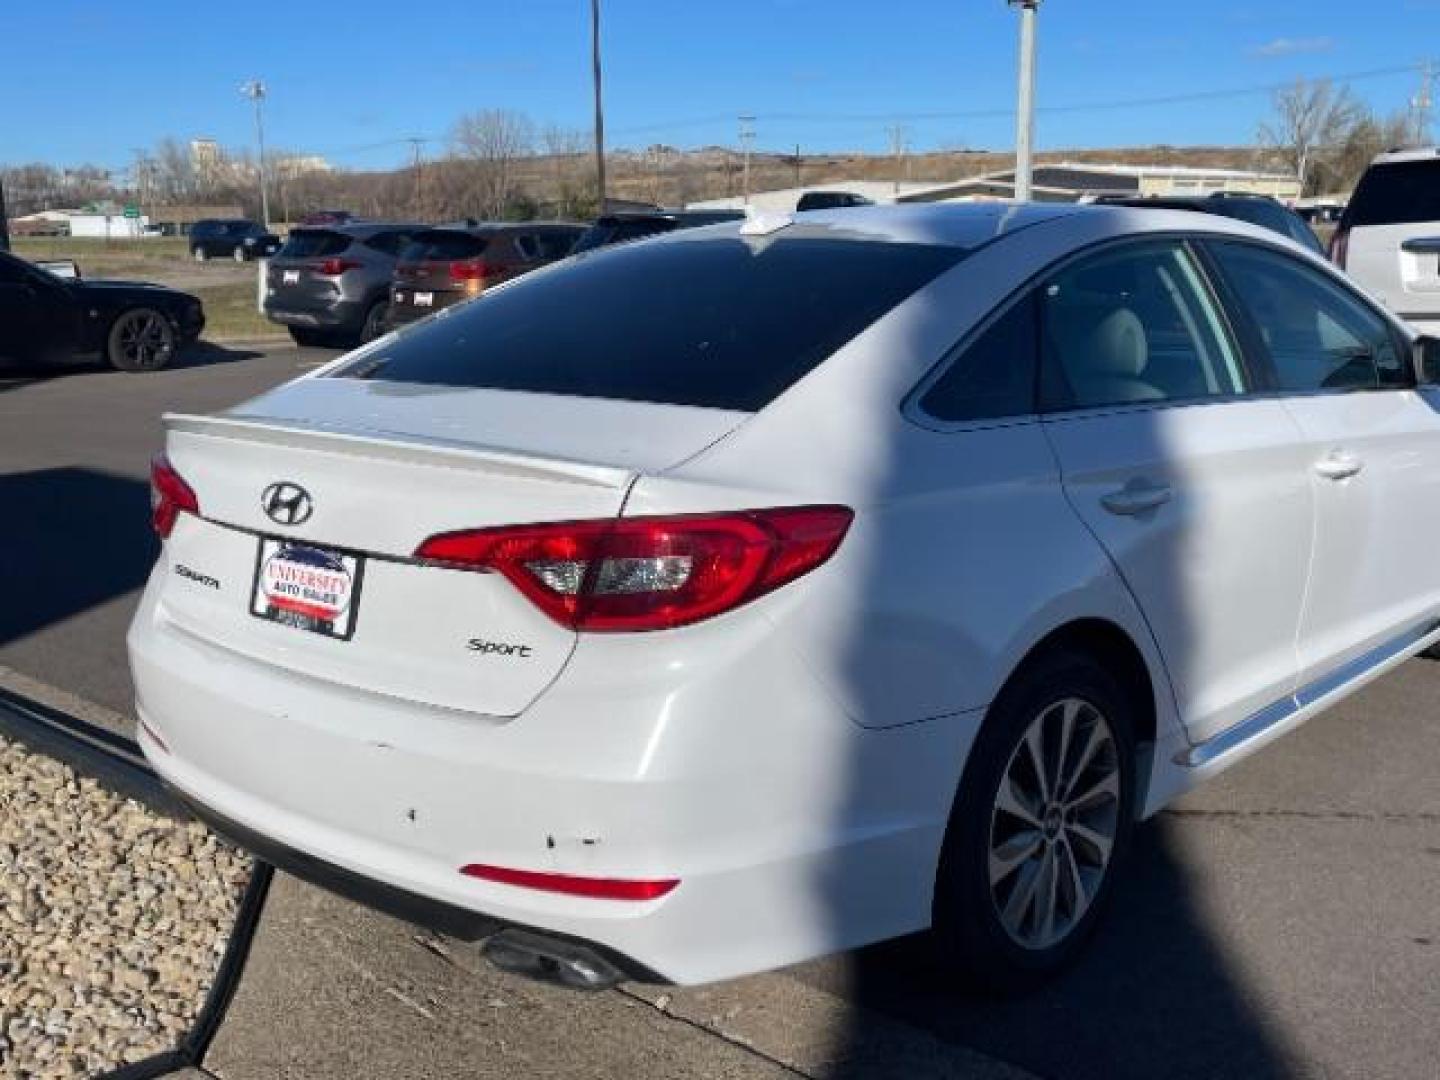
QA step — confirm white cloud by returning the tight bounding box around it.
[1250,36,1335,58]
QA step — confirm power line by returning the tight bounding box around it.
[606,61,1424,137]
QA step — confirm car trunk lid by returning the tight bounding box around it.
[154,377,748,717]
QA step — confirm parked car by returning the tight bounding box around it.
[188,219,281,262]
[1331,147,1440,333]
[132,203,1440,994]
[1096,193,1324,254]
[569,210,745,253]
[299,209,357,227]
[796,191,875,211]
[263,222,423,347]
[0,249,203,370]
[388,223,584,326]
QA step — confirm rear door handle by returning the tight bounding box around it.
[1101,481,1173,516]
[1314,454,1364,481]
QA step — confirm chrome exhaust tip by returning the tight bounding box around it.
[481,929,626,991]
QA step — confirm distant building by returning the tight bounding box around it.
[687,163,1302,212]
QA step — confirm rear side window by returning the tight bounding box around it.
[332,235,966,411]
[1346,161,1440,228]
[1206,241,1408,392]
[403,232,489,261]
[362,231,414,257]
[278,230,351,258]
[571,219,674,253]
[918,295,1038,423]
[1039,241,1246,412]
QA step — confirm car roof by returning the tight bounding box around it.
[296,221,424,237]
[650,202,1320,259]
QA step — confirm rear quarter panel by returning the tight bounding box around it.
[626,211,1185,740]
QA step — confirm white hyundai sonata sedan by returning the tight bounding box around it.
[130,203,1440,991]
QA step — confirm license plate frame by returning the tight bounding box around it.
[249,537,365,641]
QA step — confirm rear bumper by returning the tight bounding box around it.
[264,297,366,332]
[128,568,980,985]
[169,781,665,983]
[388,290,464,325]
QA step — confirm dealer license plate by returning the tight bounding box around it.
[250,539,364,640]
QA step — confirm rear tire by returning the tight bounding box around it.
[359,300,390,344]
[932,649,1136,994]
[105,308,177,372]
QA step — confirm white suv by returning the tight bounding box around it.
[1333,147,1440,333]
[130,204,1440,993]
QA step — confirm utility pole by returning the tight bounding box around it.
[794,143,802,188]
[739,115,756,204]
[407,137,426,219]
[887,124,910,195]
[1009,0,1040,202]
[1413,60,1436,146]
[0,174,9,252]
[240,80,271,226]
[591,0,607,214]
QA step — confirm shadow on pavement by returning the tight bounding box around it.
[0,467,156,649]
[0,341,262,392]
[813,816,1296,1080]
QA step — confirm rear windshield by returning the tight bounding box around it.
[402,231,491,262]
[1346,160,1440,228]
[330,233,966,411]
[278,229,351,258]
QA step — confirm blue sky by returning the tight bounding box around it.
[2,1,1434,172]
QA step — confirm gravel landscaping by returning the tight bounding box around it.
[0,734,252,1078]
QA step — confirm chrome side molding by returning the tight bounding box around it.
[1178,618,1440,769]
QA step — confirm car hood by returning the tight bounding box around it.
[71,279,197,301]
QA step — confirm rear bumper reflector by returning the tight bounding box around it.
[460,864,680,902]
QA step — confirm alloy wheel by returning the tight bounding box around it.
[987,697,1121,951]
[113,311,175,371]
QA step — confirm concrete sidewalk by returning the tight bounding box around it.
[185,873,1034,1080]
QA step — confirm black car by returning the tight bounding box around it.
[189,219,281,262]
[1096,193,1324,255]
[0,251,204,371]
[795,191,875,211]
[570,210,746,253]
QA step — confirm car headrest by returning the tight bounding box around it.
[1051,298,1149,380]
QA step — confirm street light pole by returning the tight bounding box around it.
[591,0,607,214]
[739,116,756,204]
[1010,0,1040,203]
[241,80,271,226]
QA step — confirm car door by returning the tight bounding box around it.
[1205,239,1440,687]
[1038,238,1315,746]
[0,255,74,363]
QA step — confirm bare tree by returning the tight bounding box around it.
[1258,79,1365,195]
[542,125,595,218]
[450,110,535,218]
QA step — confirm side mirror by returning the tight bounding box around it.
[1413,335,1440,385]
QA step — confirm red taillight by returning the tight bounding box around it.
[448,258,494,283]
[1329,226,1350,269]
[460,864,679,902]
[414,506,853,632]
[150,454,198,538]
[312,257,361,275]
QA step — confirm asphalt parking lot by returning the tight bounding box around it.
[1,345,1437,1079]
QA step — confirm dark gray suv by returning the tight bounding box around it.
[264,222,422,347]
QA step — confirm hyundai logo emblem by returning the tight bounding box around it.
[261,482,314,527]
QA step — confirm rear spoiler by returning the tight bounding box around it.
[162,413,635,491]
